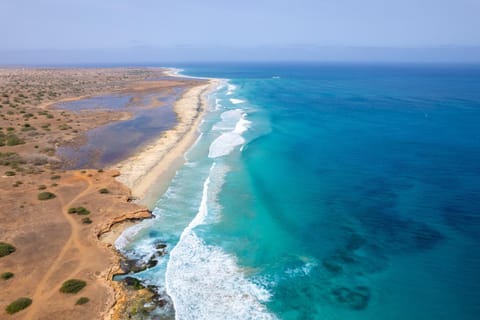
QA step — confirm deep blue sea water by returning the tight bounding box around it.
[117,63,480,320]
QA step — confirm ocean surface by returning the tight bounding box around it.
[117,63,480,320]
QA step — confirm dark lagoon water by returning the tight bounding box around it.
[56,89,183,169]
[116,63,480,320]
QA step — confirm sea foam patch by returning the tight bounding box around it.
[230,98,246,104]
[209,111,251,158]
[226,83,237,95]
[166,167,276,320]
[209,120,250,158]
[212,109,243,132]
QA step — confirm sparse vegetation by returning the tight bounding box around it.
[5,133,25,146]
[13,180,23,187]
[5,298,32,314]
[99,188,110,194]
[75,297,90,305]
[81,217,92,224]
[60,279,87,294]
[68,207,90,215]
[0,242,16,257]
[5,171,16,176]
[1,272,14,280]
[38,191,56,200]
[38,185,47,190]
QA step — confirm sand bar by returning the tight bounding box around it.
[112,78,220,208]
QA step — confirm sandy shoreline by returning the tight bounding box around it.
[112,78,220,209]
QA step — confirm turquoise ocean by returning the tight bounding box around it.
[116,63,480,320]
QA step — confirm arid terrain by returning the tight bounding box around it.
[0,68,206,319]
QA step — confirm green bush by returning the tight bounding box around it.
[0,242,16,257]
[76,207,90,215]
[81,217,92,224]
[75,297,90,305]
[6,134,24,146]
[5,297,32,314]
[5,171,15,176]
[38,192,56,200]
[60,279,86,294]
[99,188,109,194]
[68,207,90,215]
[1,272,14,280]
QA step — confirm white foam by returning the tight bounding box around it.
[226,83,237,95]
[215,98,222,110]
[285,261,318,278]
[212,109,243,132]
[165,166,276,320]
[115,218,156,253]
[230,98,246,104]
[209,116,251,158]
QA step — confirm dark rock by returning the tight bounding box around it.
[120,259,148,273]
[147,256,158,269]
[123,276,145,290]
[155,242,168,256]
[156,243,167,250]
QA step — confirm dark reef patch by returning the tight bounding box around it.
[331,285,371,310]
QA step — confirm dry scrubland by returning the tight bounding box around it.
[0,68,200,319]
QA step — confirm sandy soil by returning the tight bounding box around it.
[0,67,212,319]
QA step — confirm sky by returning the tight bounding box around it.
[1,0,480,63]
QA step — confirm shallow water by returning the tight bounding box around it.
[118,63,480,320]
[56,88,183,169]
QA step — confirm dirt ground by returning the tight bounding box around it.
[0,67,199,319]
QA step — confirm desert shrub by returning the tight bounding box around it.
[68,207,90,215]
[38,192,56,200]
[1,272,14,280]
[99,188,109,194]
[0,242,16,257]
[0,152,23,166]
[5,298,32,314]
[13,181,22,187]
[5,171,15,176]
[6,134,24,146]
[76,297,90,305]
[76,207,90,215]
[51,175,61,180]
[38,185,47,190]
[60,279,86,294]
[59,124,71,130]
[81,217,92,224]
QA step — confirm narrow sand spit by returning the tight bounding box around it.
[112,79,220,208]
